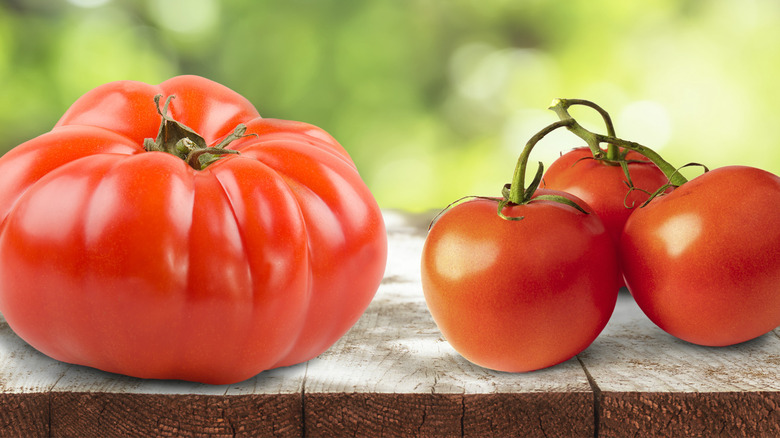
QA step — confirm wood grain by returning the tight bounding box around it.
[579,292,780,437]
[50,392,302,437]
[45,349,306,437]
[0,393,49,438]
[0,316,72,437]
[599,391,780,438]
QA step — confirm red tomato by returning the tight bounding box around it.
[421,190,619,372]
[0,75,387,384]
[543,148,668,244]
[621,166,780,346]
[543,147,669,287]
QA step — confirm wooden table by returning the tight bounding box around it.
[1,210,779,437]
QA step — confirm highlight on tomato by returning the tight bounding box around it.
[421,120,619,372]
[0,75,387,384]
[553,101,780,347]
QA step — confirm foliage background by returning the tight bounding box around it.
[2,0,779,211]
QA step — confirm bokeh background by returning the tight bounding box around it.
[2,0,779,211]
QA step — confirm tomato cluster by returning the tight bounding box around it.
[422,98,780,372]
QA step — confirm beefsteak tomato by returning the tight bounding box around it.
[621,165,780,346]
[0,75,387,384]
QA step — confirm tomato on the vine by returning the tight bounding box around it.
[621,165,780,346]
[545,99,780,347]
[421,192,618,371]
[421,120,619,372]
[0,75,387,384]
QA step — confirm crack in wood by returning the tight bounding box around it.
[577,355,601,438]
[301,361,308,438]
[459,395,465,437]
[46,392,52,438]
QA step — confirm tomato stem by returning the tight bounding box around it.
[497,118,589,219]
[548,98,688,186]
[507,119,574,205]
[143,95,251,170]
[549,98,619,161]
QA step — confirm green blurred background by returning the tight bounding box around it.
[2,0,779,211]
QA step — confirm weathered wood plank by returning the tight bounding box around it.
[48,364,305,437]
[49,391,302,437]
[0,345,305,438]
[304,212,595,437]
[579,292,780,437]
[0,316,72,437]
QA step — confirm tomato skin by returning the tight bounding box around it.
[0,75,387,384]
[543,147,669,244]
[621,166,780,347]
[543,148,669,288]
[421,190,619,372]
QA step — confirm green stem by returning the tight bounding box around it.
[548,98,688,186]
[598,135,687,185]
[551,98,619,160]
[507,119,574,204]
[549,98,607,159]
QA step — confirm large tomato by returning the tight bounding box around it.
[621,166,780,346]
[421,190,619,372]
[0,75,387,384]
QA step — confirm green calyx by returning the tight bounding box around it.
[143,94,251,170]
